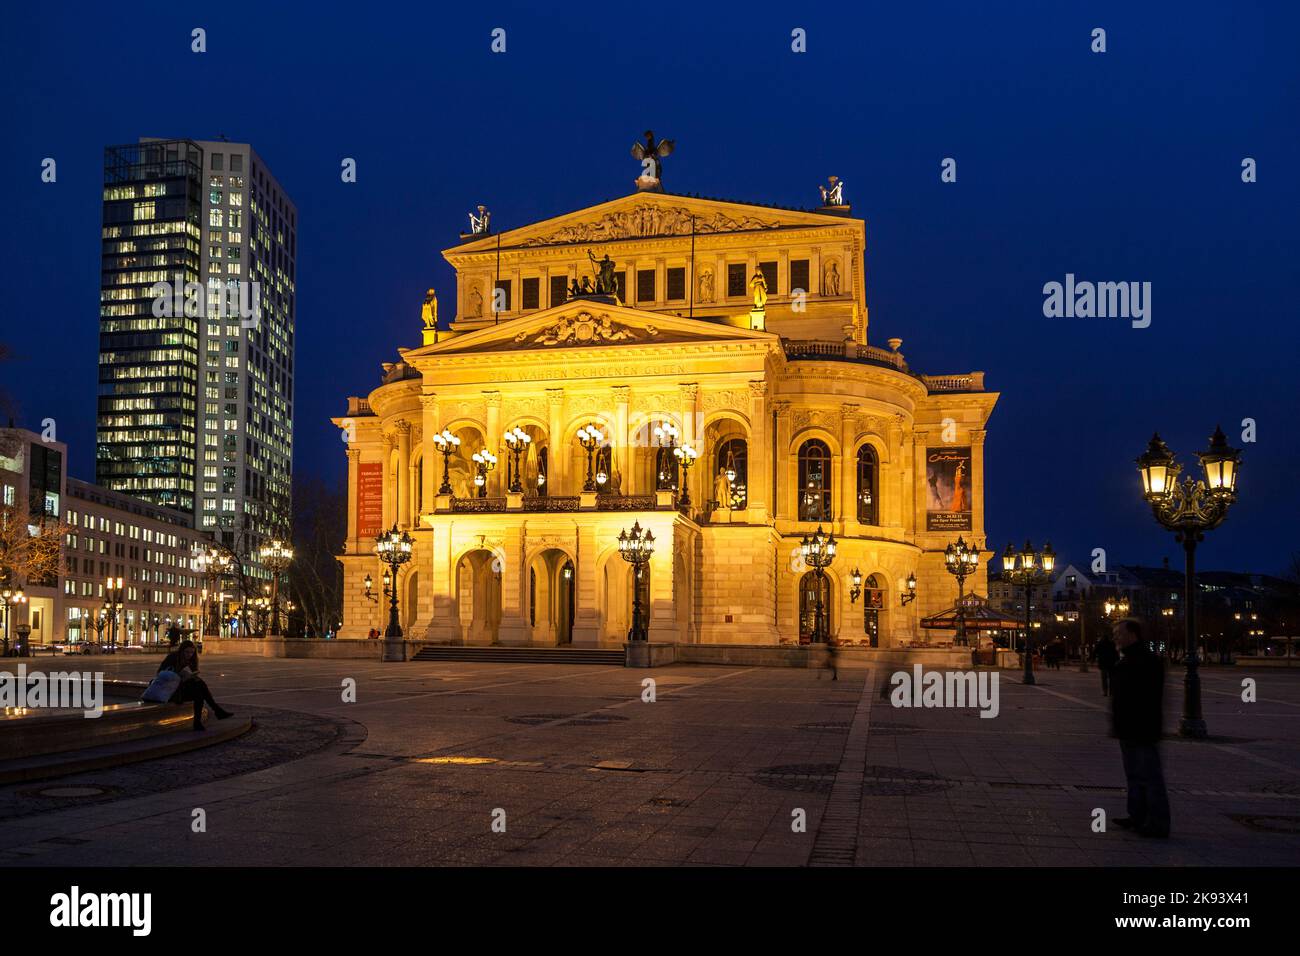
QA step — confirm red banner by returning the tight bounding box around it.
[357,462,383,540]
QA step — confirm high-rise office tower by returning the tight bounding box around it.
[98,137,296,565]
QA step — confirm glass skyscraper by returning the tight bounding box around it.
[98,137,296,572]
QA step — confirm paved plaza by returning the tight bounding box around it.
[1,655,1298,867]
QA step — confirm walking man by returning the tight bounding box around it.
[1110,619,1170,838]
[1094,631,1119,696]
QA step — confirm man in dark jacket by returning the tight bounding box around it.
[1094,633,1119,696]
[1110,619,1170,838]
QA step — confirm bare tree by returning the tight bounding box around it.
[288,476,345,638]
[0,503,67,587]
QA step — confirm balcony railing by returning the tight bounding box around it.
[450,497,507,513]
[596,494,659,511]
[781,339,984,392]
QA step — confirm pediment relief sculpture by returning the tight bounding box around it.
[521,204,780,246]
[513,311,658,347]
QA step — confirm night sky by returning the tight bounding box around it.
[3,1,1297,574]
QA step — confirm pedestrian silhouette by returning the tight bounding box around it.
[1110,619,1170,838]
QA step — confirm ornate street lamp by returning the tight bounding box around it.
[0,585,27,656]
[943,536,980,647]
[375,523,414,640]
[900,572,918,606]
[800,525,837,643]
[849,567,863,604]
[674,443,698,510]
[258,538,294,637]
[471,448,497,497]
[1002,539,1055,685]
[617,522,655,642]
[432,429,461,495]
[503,427,532,493]
[653,420,679,490]
[1135,427,1241,738]
[193,543,231,637]
[577,425,604,492]
[105,576,125,652]
[362,573,379,603]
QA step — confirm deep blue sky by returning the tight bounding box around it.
[3,1,1297,574]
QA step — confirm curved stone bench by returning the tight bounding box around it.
[0,679,251,783]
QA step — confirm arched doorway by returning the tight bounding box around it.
[527,548,575,645]
[445,425,486,499]
[404,569,420,635]
[798,570,831,644]
[600,555,648,643]
[861,573,884,647]
[455,549,501,644]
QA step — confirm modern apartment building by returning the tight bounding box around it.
[2,427,207,645]
[98,137,296,578]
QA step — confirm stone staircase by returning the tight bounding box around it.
[410,645,625,666]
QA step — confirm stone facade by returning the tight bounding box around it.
[334,189,998,649]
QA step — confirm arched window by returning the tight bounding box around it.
[536,446,549,496]
[655,446,678,491]
[799,570,831,644]
[798,439,832,521]
[862,573,884,647]
[596,446,613,492]
[715,438,748,509]
[856,445,878,524]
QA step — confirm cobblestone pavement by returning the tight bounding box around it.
[1,655,1297,866]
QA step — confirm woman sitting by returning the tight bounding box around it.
[158,640,233,730]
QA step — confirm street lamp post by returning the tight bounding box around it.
[503,427,532,493]
[653,421,679,491]
[432,429,462,495]
[375,524,413,651]
[258,538,294,637]
[617,522,655,642]
[471,449,498,498]
[105,576,124,652]
[577,425,604,492]
[193,544,231,638]
[674,443,698,510]
[1135,427,1241,738]
[1002,540,1055,685]
[800,525,837,644]
[0,585,27,657]
[943,537,980,648]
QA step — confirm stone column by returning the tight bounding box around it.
[380,433,395,529]
[547,388,565,494]
[484,391,502,496]
[420,391,439,511]
[497,526,529,645]
[887,415,905,528]
[840,404,858,530]
[345,447,360,552]
[811,246,822,296]
[395,421,411,529]
[613,385,630,494]
[747,381,769,516]
[970,428,987,539]
[912,429,931,536]
[680,383,699,506]
[772,401,792,520]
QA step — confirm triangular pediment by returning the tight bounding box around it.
[447,191,856,256]
[404,299,777,359]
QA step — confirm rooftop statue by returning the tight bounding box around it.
[468,205,491,234]
[631,130,674,190]
[587,249,618,296]
[819,176,846,206]
[421,289,438,330]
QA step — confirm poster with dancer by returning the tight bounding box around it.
[926,446,972,531]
